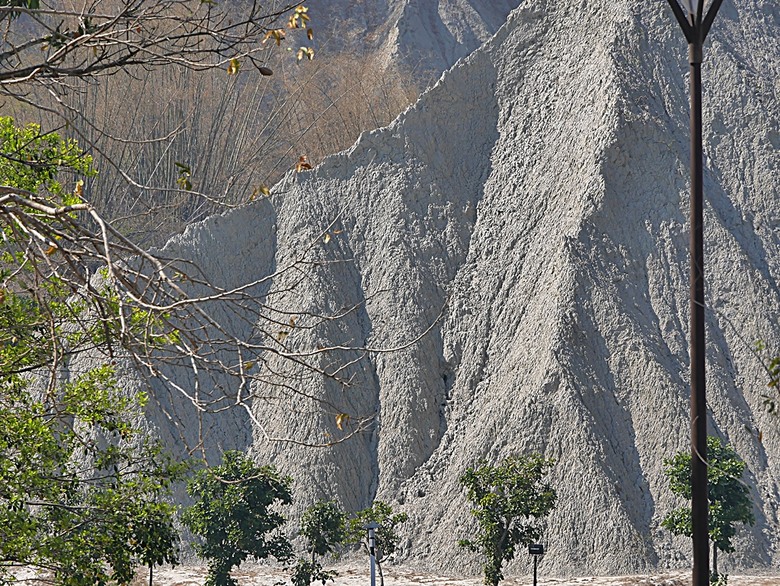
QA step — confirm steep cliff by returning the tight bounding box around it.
[158,0,780,576]
[308,0,522,76]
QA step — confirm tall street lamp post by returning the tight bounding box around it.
[663,2,724,586]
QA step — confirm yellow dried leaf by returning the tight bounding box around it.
[250,185,271,201]
[295,155,312,172]
[243,361,255,370]
[296,46,315,61]
[73,179,84,199]
[335,413,350,431]
[324,233,331,244]
[227,58,240,75]
[263,29,286,45]
[307,28,314,40]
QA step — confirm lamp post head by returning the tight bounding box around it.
[665,0,724,62]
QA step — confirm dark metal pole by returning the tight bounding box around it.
[688,36,709,586]
[533,555,538,586]
[663,2,724,585]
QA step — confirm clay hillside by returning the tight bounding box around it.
[145,0,780,577]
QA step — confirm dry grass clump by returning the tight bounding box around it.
[4,41,421,247]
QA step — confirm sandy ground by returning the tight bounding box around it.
[145,564,780,586]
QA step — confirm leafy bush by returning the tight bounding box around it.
[183,451,293,586]
[459,455,557,586]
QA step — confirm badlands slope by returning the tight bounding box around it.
[308,0,522,76]
[158,0,780,577]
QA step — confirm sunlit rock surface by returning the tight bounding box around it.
[159,0,780,576]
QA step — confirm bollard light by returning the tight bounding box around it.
[529,543,544,586]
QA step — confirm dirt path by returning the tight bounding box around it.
[148,565,780,586]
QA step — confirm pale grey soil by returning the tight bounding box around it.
[135,0,780,576]
[146,564,780,586]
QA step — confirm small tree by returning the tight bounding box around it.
[458,455,557,586]
[346,501,408,586]
[183,451,293,586]
[0,116,183,586]
[291,501,347,586]
[662,436,755,583]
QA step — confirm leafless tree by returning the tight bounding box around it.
[0,0,427,456]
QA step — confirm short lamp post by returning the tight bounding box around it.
[663,2,724,586]
[528,543,544,586]
[365,521,380,586]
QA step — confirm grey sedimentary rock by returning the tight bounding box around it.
[308,0,522,77]
[157,0,780,576]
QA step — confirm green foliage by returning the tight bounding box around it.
[0,115,182,585]
[0,366,183,585]
[346,500,408,563]
[1,116,178,358]
[0,116,94,197]
[289,558,337,586]
[291,501,347,586]
[458,455,557,586]
[0,0,39,20]
[301,501,347,559]
[661,435,755,576]
[755,340,780,414]
[0,117,134,375]
[343,500,408,586]
[183,451,293,586]
[0,116,96,371]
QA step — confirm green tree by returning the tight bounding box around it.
[291,501,347,586]
[183,451,293,586]
[0,116,183,585]
[301,500,348,562]
[662,436,755,582]
[345,501,408,586]
[458,455,557,586]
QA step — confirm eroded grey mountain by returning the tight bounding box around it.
[159,0,780,576]
[308,0,522,76]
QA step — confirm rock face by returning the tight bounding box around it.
[159,0,780,577]
[308,0,522,76]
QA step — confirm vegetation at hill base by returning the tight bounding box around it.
[0,117,183,585]
[290,500,348,586]
[662,436,755,585]
[183,451,294,586]
[346,501,409,586]
[459,455,557,586]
